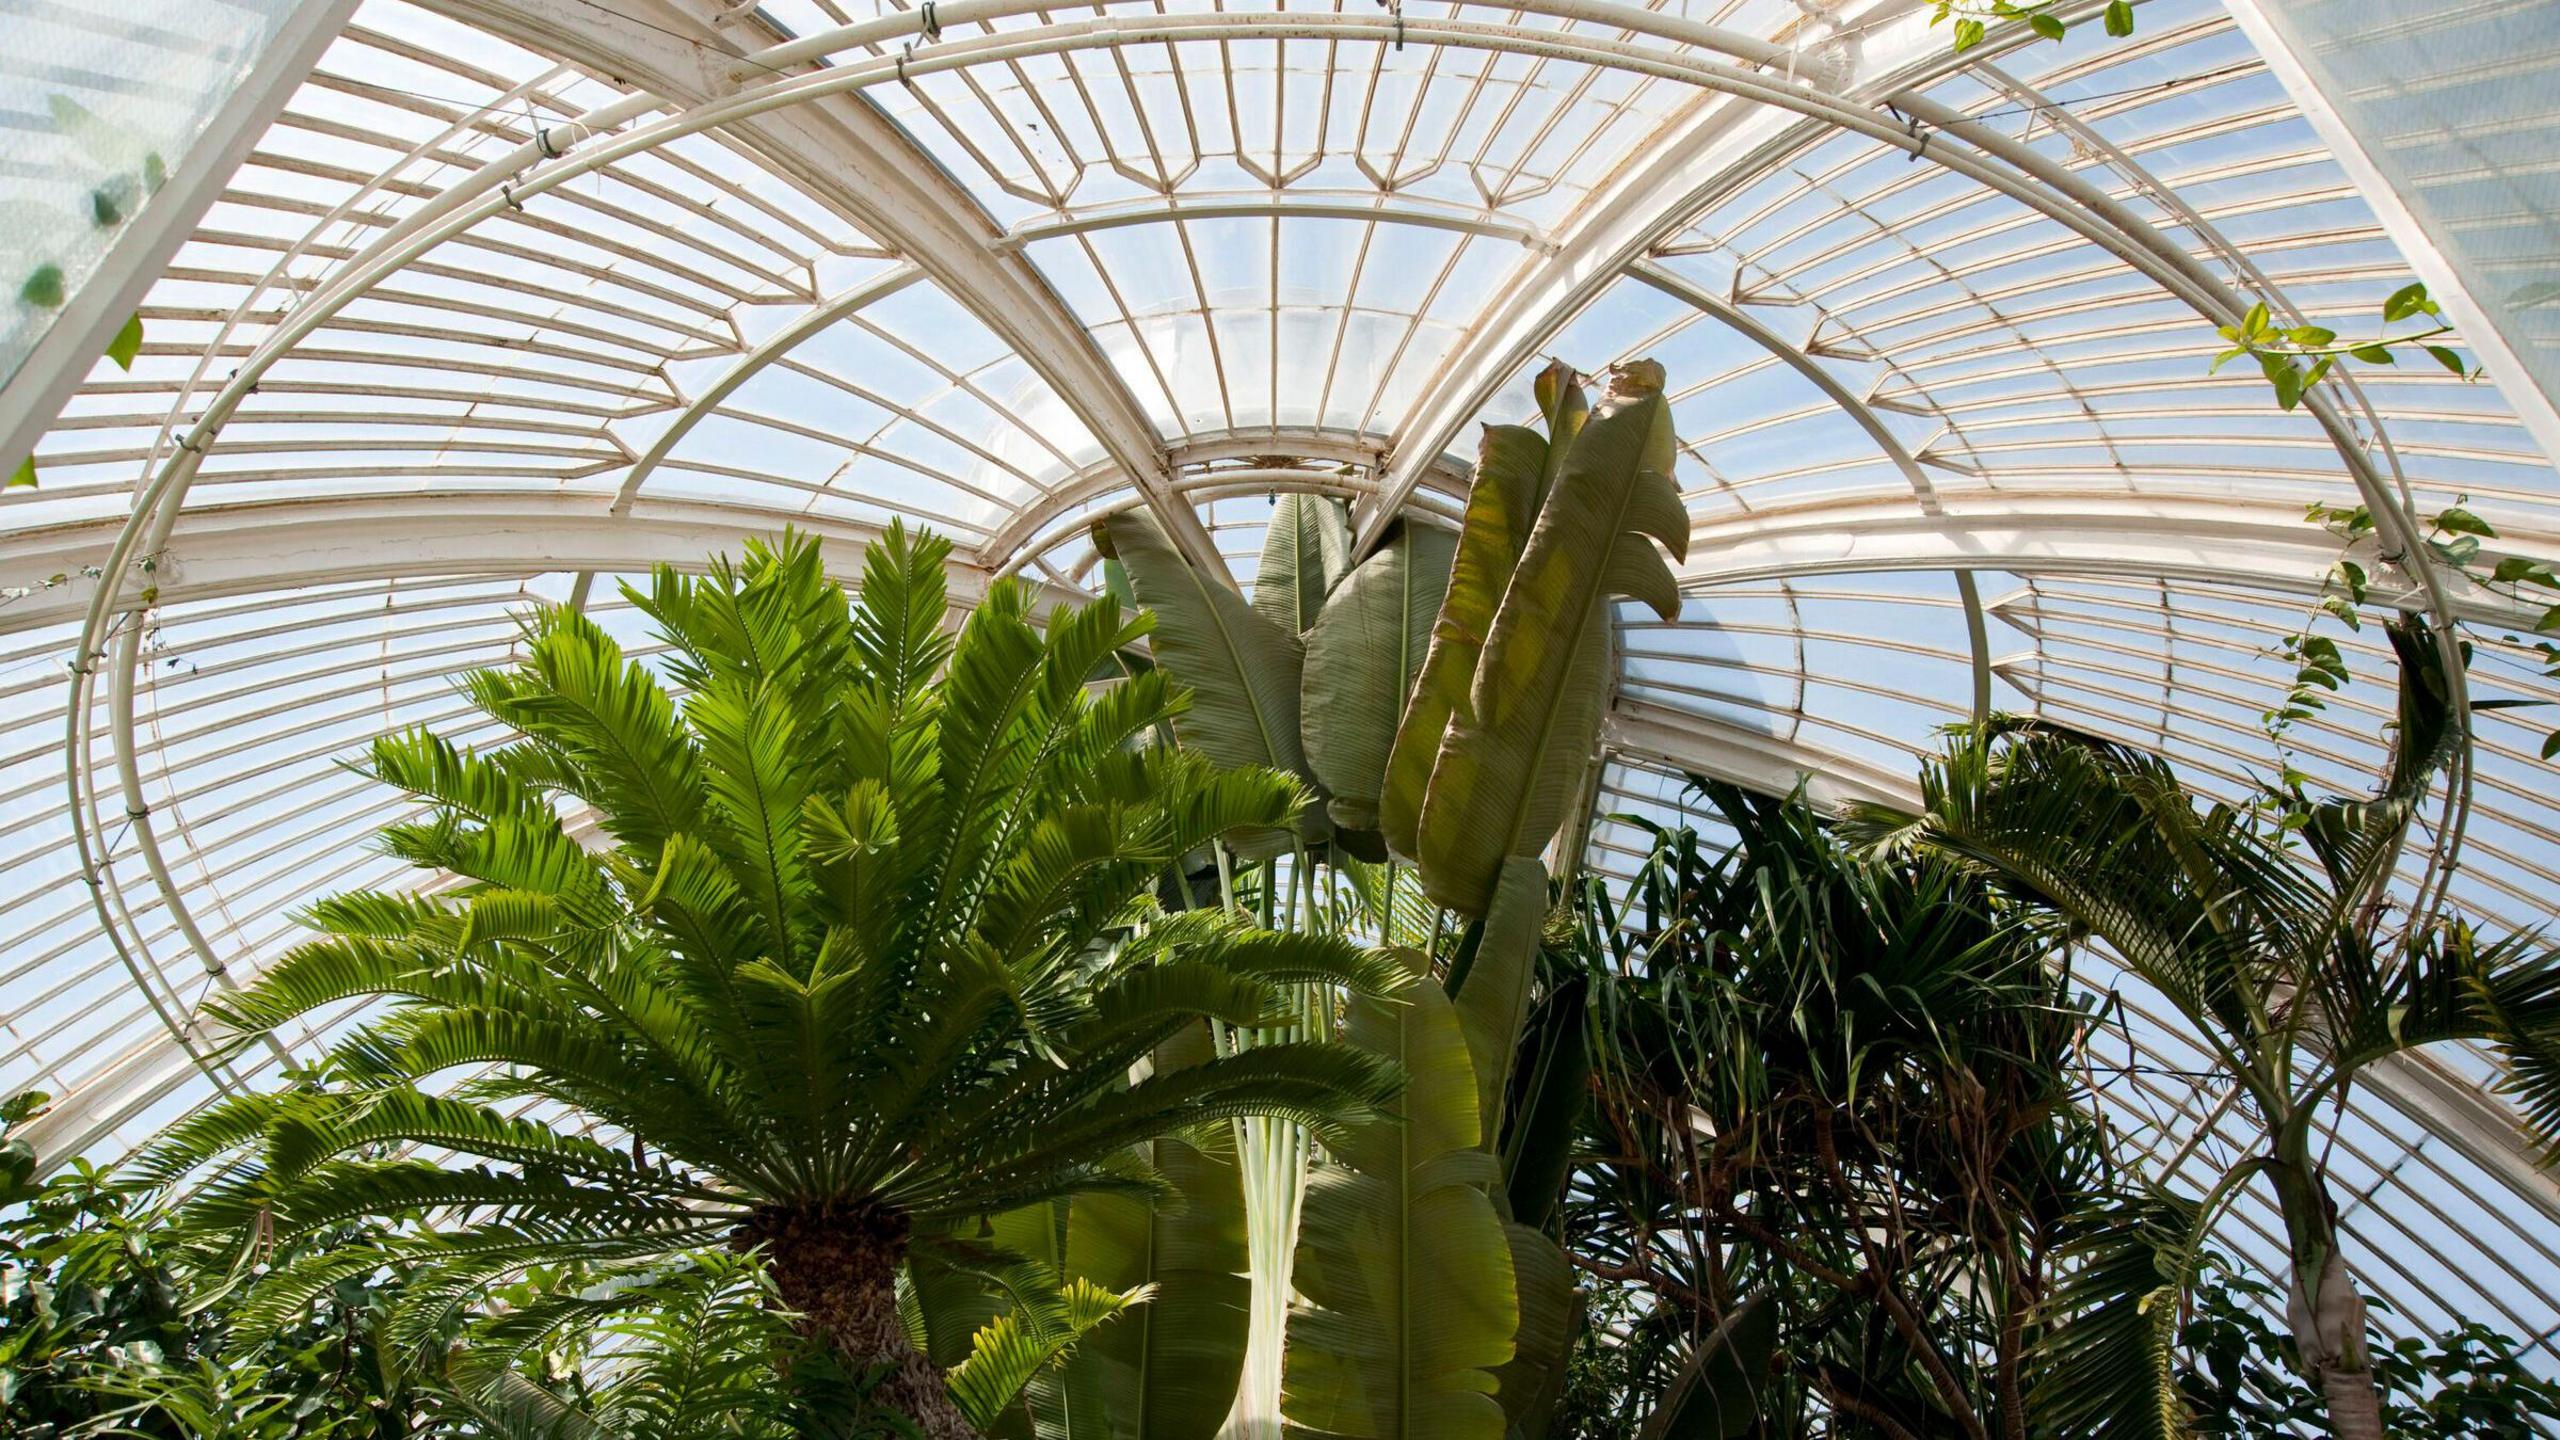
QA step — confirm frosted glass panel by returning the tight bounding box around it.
[0,0,302,388]
[2257,0,2560,447]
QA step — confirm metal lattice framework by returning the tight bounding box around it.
[6,0,2560,1370]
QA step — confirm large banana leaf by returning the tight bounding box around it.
[1380,365,1586,862]
[1102,511,1318,855]
[1255,492,1353,635]
[1491,1225,1577,1440]
[1283,949,1518,1440]
[1303,521,1458,833]
[1414,363,1689,914]
[1065,1029,1253,1440]
[1499,977,1590,1233]
[1446,857,1550,1139]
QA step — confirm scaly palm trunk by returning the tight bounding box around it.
[2272,1166,2385,1440]
[745,1203,980,1440]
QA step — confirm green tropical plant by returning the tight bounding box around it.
[2175,1251,2560,1438]
[138,526,1403,1440]
[1092,359,1685,1440]
[1392,361,1686,918]
[0,1092,434,1439]
[1283,948,1519,1440]
[1843,619,2560,1440]
[1557,783,2126,1440]
[440,1251,800,1439]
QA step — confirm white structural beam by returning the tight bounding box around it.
[2223,0,2560,476]
[1598,699,2560,1232]
[992,196,1558,255]
[1673,494,2544,629]
[0,492,1077,641]
[610,265,923,512]
[1353,0,1975,556]
[979,427,1476,568]
[1604,697,1912,809]
[424,0,1233,582]
[1629,259,1995,719]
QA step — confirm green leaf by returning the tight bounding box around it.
[2383,281,2431,323]
[1105,509,1316,854]
[2271,362,2305,411]
[2434,506,2496,538]
[1413,362,1688,914]
[2104,0,2135,37]
[1952,17,1985,49]
[2027,1192,2203,1440]
[947,1263,1148,1432]
[1304,520,1458,831]
[1065,1028,1251,1440]
[1381,362,1585,861]
[1637,1296,1777,1440]
[2028,11,2065,39]
[1283,948,1518,1440]
[106,311,143,370]
[2349,343,2394,364]
[7,456,33,490]
[2544,730,2560,761]
[2425,344,2468,375]
[1498,977,1588,1232]
[1253,492,1352,636]
[21,265,64,309]
[1448,857,1549,1138]
[1491,1225,1575,1440]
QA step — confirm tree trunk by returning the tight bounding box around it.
[742,1202,980,1440]
[2285,1246,2383,1440]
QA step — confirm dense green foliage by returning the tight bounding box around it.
[1847,620,2560,1437]
[124,525,1399,1436]
[2176,1253,2560,1439]
[10,390,2560,1440]
[0,1095,427,1438]
[1556,783,2124,1438]
[1543,782,2560,1439]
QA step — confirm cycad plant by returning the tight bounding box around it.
[145,527,1401,1440]
[1843,620,2560,1440]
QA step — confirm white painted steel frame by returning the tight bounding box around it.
[11,0,2560,1350]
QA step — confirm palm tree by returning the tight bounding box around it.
[143,526,1401,1440]
[1842,620,2560,1440]
[1559,782,2107,1440]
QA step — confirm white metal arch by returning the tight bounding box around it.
[12,5,2559,1353]
[55,0,2479,1114]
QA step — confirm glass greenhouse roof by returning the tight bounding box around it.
[7,0,2560,1382]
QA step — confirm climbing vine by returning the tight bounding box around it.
[1932,0,2137,51]
[2265,497,2560,792]
[2213,283,2476,411]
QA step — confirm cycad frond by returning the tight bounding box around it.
[172,527,1398,1419]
